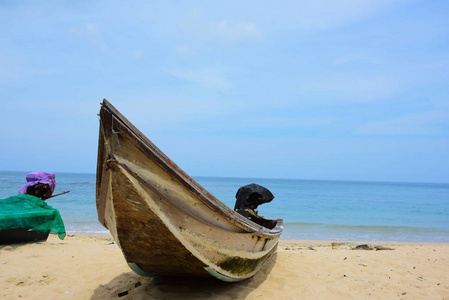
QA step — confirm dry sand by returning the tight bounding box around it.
[1,234,448,299]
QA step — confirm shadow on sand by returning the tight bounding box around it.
[91,254,277,299]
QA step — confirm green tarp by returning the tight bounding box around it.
[0,194,66,240]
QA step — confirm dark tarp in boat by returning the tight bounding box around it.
[234,184,275,214]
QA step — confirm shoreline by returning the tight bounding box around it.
[1,234,448,299]
[281,239,449,247]
[65,231,449,246]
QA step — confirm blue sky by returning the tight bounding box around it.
[1,1,448,183]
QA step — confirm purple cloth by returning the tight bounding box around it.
[18,172,56,195]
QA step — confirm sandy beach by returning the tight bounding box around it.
[1,234,448,299]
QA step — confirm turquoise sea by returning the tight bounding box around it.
[1,171,448,243]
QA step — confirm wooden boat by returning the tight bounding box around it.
[96,99,284,282]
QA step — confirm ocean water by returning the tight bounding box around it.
[1,171,448,243]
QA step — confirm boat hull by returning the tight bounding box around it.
[96,100,284,281]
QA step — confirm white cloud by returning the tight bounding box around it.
[290,0,396,31]
[0,50,59,83]
[172,0,397,37]
[176,45,196,57]
[360,110,449,135]
[106,95,230,132]
[236,116,336,130]
[170,68,230,90]
[69,23,108,51]
[174,8,264,44]
[0,54,21,82]
[332,55,382,66]
[210,21,263,42]
[132,50,144,59]
[300,74,401,102]
[183,0,397,33]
